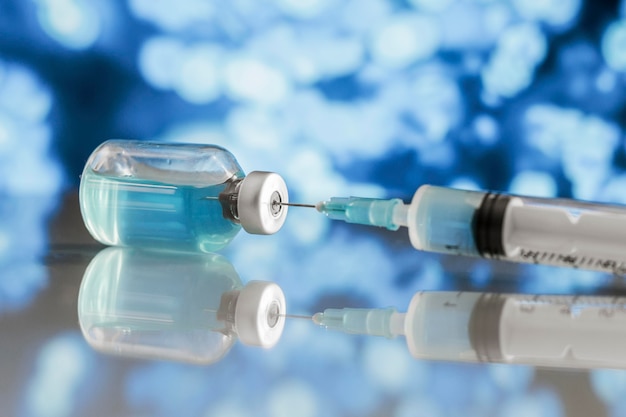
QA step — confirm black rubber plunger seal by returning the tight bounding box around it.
[468,293,507,362]
[472,192,511,258]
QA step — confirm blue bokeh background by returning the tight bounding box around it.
[3,0,626,416]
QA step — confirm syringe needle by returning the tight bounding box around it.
[274,202,317,209]
[280,313,314,320]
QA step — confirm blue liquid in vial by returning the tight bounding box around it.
[80,169,242,252]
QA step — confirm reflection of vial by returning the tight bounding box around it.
[79,140,289,252]
[78,247,286,364]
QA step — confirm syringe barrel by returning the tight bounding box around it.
[404,292,481,362]
[406,291,626,369]
[408,186,626,274]
[407,186,485,256]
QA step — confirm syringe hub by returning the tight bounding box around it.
[316,197,405,231]
[314,307,405,338]
[312,312,324,325]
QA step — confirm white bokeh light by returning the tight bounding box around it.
[224,56,292,105]
[473,114,499,145]
[175,45,222,104]
[274,0,336,19]
[408,0,456,13]
[439,2,509,50]
[407,70,462,142]
[487,364,535,393]
[602,20,626,71]
[449,177,482,191]
[139,39,224,104]
[340,0,392,36]
[395,396,444,417]
[267,379,319,417]
[0,61,62,196]
[599,175,626,204]
[482,23,547,98]
[138,37,186,90]
[285,90,398,161]
[511,0,581,28]
[362,338,412,392]
[34,0,101,49]
[370,14,441,69]
[25,334,90,417]
[590,369,626,406]
[508,170,557,197]
[205,398,251,417]
[523,104,619,200]
[129,0,215,31]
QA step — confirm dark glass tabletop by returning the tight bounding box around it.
[3,193,625,417]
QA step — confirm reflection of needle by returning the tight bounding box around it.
[206,309,312,321]
[280,314,313,320]
[202,196,316,208]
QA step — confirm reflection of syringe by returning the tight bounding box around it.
[280,185,626,274]
[313,292,626,369]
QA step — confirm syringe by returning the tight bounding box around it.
[282,185,626,274]
[313,291,626,369]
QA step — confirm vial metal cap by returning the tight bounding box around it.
[237,171,288,235]
[235,281,286,348]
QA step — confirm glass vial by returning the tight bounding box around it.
[78,247,286,364]
[79,140,289,252]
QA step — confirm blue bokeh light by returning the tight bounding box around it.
[498,388,564,417]
[22,332,93,417]
[0,60,62,313]
[591,369,626,406]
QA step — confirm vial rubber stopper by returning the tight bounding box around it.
[235,281,286,348]
[237,171,289,235]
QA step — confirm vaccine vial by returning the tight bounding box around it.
[79,140,289,252]
[78,247,286,364]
